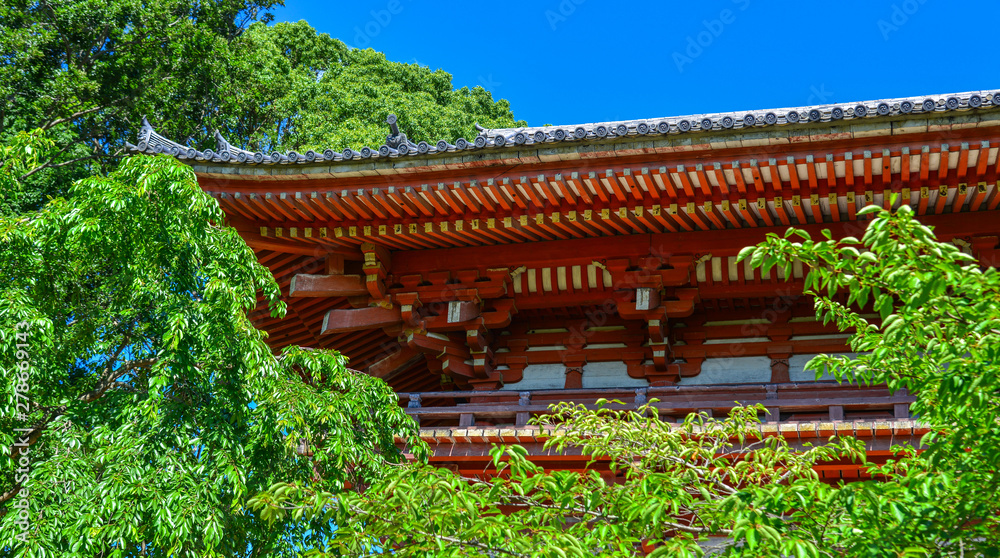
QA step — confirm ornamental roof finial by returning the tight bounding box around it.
[386,113,399,137]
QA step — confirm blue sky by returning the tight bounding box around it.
[272,0,998,127]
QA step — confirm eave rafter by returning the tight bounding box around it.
[204,135,1000,256]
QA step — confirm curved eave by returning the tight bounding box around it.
[128,90,1000,180]
[189,110,1000,187]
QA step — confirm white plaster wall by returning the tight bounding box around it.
[581,361,649,388]
[499,363,565,390]
[788,353,856,382]
[499,354,860,390]
[500,362,649,390]
[678,356,772,385]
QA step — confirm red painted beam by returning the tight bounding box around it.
[672,338,849,359]
[290,274,368,297]
[321,306,402,335]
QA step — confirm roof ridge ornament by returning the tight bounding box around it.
[386,113,400,138]
[126,117,199,159]
[212,130,264,163]
[382,113,417,156]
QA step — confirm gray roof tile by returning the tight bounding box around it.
[128,91,1000,166]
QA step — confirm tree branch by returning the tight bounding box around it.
[17,141,75,180]
[0,351,155,506]
[347,504,531,557]
[39,102,118,132]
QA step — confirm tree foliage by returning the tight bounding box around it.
[217,21,524,154]
[256,202,1000,556]
[0,145,422,557]
[0,0,282,208]
[255,404,871,557]
[1,2,523,212]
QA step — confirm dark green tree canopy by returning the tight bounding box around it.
[0,0,281,207]
[215,21,525,153]
[1,3,524,212]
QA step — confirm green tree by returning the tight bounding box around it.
[1,3,523,213]
[215,21,524,154]
[0,0,282,210]
[0,142,423,557]
[254,202,1000,556]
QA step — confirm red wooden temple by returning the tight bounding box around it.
[130,91,1000,478]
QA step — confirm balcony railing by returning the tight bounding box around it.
[398,382,914,428]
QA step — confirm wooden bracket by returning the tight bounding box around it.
[465,324,492,352]
[482,299,517,328]
[405,331,475,379]
[635,287,660,311]
[501,356,528,385]
[447,300,480,323]
[647,318,668,343]
[767,326,793,342]
[650,340,672,373]
[362,242,391,299]
[396,293,424,327]
[321,306,402,335]
[471,347,495,378]
[665,333,705,384]
[602,254,694,291]
[325,254,345,275]
[617,288,698,321]
[290,274,368,297]
[768,346,793,383]
[441,354,474,379]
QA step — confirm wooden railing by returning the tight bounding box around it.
[398,382,915,427]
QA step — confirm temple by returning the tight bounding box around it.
[130,91,1000,478]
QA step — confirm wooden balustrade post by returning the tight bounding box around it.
[516,391,531,426]
[828,405,844,421]
[407,394,421,426]
[763,385,779,422]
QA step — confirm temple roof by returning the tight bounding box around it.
[147,89,1000,399]
[128,90,1000,167]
